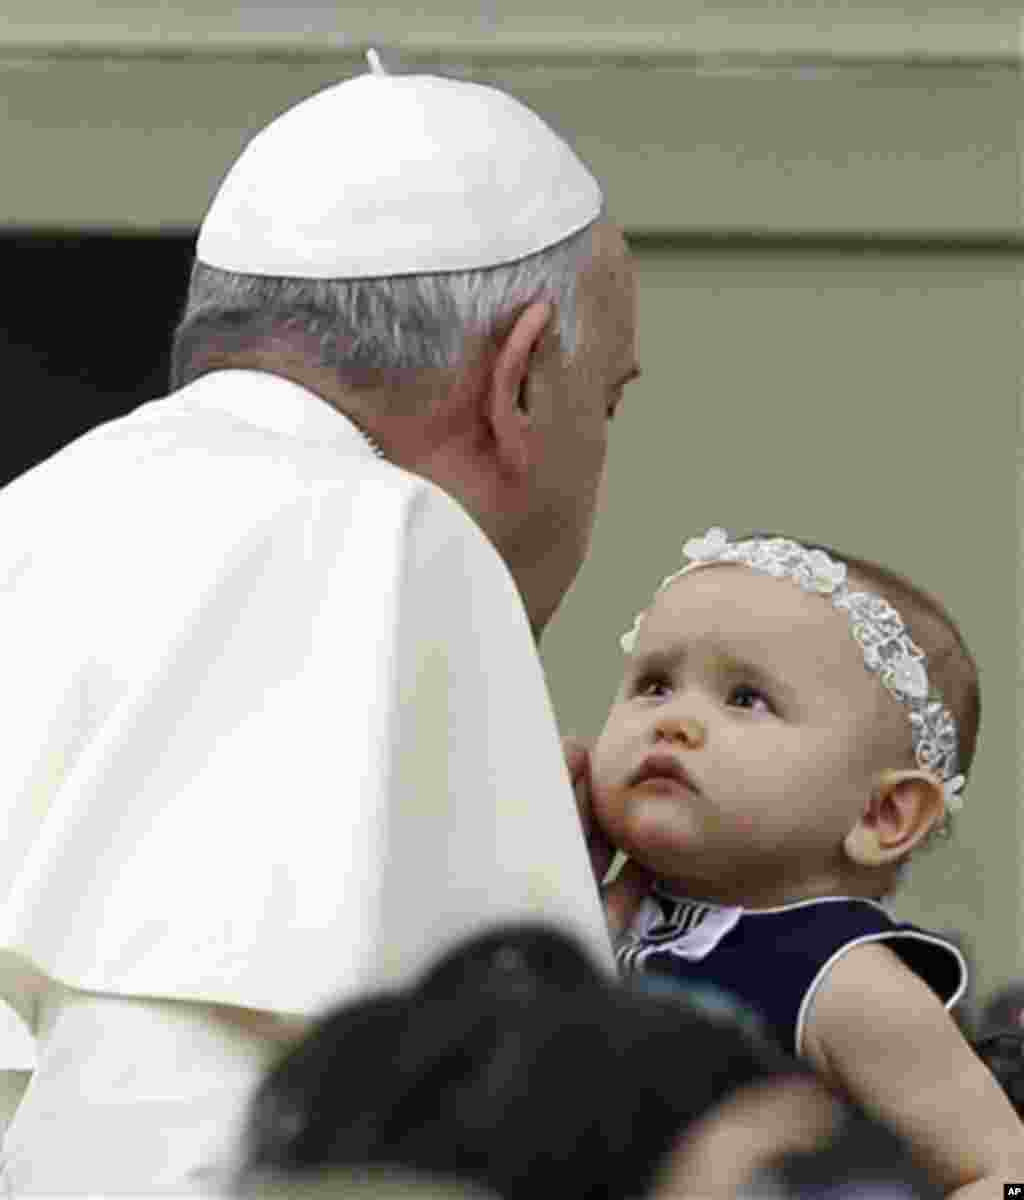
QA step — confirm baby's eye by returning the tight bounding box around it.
[633,672,671,698]
[727,683,774,714]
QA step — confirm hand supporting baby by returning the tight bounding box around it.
[563,735,655,942]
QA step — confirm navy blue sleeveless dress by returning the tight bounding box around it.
[617,885,967,1058]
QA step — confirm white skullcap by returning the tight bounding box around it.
[196,49,604,279]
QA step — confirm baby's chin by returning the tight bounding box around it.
[595,785,704,876]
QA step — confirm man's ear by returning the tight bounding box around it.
[843,769,945,868]
[485,300,553,477]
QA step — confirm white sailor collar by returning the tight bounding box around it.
[629,885,899,965]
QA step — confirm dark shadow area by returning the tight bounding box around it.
[0,233,195,488]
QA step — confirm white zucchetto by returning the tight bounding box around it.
[196,48,604,279]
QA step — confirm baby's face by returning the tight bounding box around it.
[590,565,912,905]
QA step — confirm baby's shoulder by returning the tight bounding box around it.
[803,940,951,1084]
[803,941,1024,1188]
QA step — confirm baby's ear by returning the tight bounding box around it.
[843,769,945,868]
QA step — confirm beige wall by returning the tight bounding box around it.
[1,0,1020,56]
[1,4,1020,234]
[1,52,1019,236]
[1,4,1021,1005]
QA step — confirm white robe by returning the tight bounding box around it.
[0,369,613,1192]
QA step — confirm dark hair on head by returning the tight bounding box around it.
[236,924,809,1199]
[972,1031,1024,1120]
[978,983,1024,1040]
[236,923,943,1200]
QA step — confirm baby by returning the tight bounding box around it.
[578,526,1023,1197]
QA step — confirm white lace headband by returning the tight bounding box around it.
[619,528,964,832]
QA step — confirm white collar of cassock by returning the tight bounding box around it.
[164,369,385,460]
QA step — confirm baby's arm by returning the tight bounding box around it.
[804,941,1024,1197]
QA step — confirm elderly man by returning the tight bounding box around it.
[0,51,641,1192]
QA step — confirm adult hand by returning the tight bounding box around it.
[563,736,655,942]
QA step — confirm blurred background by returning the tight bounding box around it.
[1,1,1021,1020]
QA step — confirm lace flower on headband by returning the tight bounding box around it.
[619,528,965,831]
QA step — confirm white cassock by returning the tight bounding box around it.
[0,368,613,1193]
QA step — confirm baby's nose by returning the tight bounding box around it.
[654,714,706,748]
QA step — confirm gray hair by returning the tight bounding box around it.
[169,215,602,393]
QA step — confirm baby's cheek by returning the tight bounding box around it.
[588,737,619,803]
[588,745,613,794]
[588,774,621,833]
